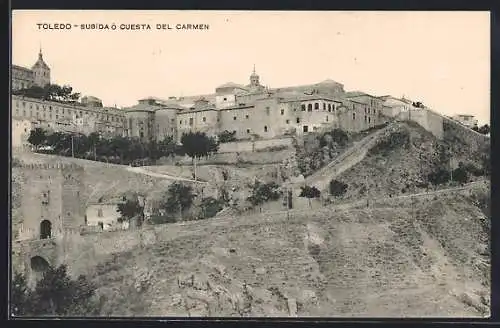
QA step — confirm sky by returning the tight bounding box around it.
[12,11,490,125]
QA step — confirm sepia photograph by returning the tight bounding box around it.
[10,10,491,318]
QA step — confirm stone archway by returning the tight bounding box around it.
[30,256,51,283]
[40,220,52,239]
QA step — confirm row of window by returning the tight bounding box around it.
[15,101,123,122]
[300,103,337,112]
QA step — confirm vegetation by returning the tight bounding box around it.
[299,185,321,207]
[452,165,469,184]
[368,130,410,156]
[217,130,237,143]
[296,128,351,177]
[199,197,225,219]
[180,132,219,180]
[472,124,490,135]
[427,168,450,186]
[13,83,81,104]
[158,182,196,221]
[329,179,348,197]
[28,128,179,165]
[116,197,144,224]
[247,181,282,210]
[11,265,102,317]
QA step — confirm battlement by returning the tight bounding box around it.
[20,162,84,172]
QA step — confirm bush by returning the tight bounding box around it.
[452,166,468,184]
[217,130,237,143]
[247,181,282,207]
[299,185,321,198]
[329,179,348,197]
[369,130,410,156]
[428,168,450,186]
[199,197,224,219]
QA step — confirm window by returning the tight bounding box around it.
[328,104,332,112]
[280,109,284,115]
[189,118,193,125]
[296,117,300,123]
[323,103,326,110]
[171,118,175,123]
[307,104,312,112]
[56,115,59,120]
[202,117,206,122]
[303,125,309,133]
[223,97,227,101]
[233,116,237,121]
[140,132,144,138]
[352,113,356,120]
[264,126,268,132]
[266,107,270,115]
[22,102,26,107]
[301,104,306,111]
[36,105,39,110]
[246,114,249,119]
[368,117,371,123]
[247,129,250,133]
[97,208,103,217]
[364,116,367,122]
[326,116,329,122]
[49,106,52,110]
[314,103,319,110]
[41,191,50,205]
[179,120,182,125]
[40,220,52,239]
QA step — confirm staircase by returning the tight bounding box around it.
[304,123,394,192]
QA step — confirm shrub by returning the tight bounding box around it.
[452,166,468,184]
[199,197,224,219]
[217,130,237,143]
[247,181,282,207]
[369,130,410,156]
[329,179,348,197]
[427,168,450,186]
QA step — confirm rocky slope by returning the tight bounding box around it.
[90,184,490,317]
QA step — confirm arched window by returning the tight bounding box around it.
[352,113,356,120]
[328,104,332,112]
[307,104,312,111]
[314,103,319,110]
[40,220,52,239]
[301,104,306,111]
[264,126,268,132]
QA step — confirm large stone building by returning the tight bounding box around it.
[12,48,51,91]
[12,51,389,144]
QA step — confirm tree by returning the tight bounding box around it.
[161,182,195,221]
[27,128,47,150]
[247,181,282,211]
[478,124,490,135]
[180,132,219,180]
[329,179,348,197]
[452,166,468,184]
[199,197,224,219]
[428,168,450,186]
[157,136,177,158]
[117,198,143,223]
[217,130,237,143]
[299,185,321,208]
[11,272,32,316]
[11,265,102,317]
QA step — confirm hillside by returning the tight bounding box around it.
[88,183,489,317]
[329,121,489,201]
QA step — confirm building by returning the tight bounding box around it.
[452,114,478,129]
[379,95,413,117]
[12,48,51,91]
[12,50,391,144]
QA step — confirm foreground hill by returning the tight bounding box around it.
[89,182,489,317]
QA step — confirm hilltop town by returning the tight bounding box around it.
[11,50,491,317]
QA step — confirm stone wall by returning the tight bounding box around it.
[218,137,293,153]
[442,117,490,152]
[396,108,444,139]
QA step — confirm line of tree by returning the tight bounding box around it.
[13,83,81,104]
[28,128,218,168]
[11,265,102,317]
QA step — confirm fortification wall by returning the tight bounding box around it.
[397,109,444,139]
[442,117,489,152]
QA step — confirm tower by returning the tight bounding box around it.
[14,163,85,285]
[31,46,51,88]
[250,64,260,87]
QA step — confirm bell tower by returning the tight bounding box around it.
[250,64,260,87]
[31,45,51,88]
